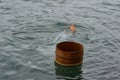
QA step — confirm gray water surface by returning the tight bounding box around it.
[0,0,120,80]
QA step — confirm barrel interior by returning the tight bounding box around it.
[57,41,83,52]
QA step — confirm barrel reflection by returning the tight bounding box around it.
[54,62,83,80]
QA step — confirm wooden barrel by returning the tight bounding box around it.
[55,41,84,66]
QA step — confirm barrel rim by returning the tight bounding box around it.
[56,41,84,53]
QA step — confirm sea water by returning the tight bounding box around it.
[0,0,120,80]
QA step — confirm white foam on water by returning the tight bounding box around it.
[49,30,75,45]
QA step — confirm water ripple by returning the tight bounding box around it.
[0,0,120,80]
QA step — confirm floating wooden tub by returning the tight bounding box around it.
[55,41,84,66]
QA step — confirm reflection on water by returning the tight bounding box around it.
[54,62,83,80]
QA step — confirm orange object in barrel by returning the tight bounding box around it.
[70,24,76,33]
